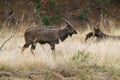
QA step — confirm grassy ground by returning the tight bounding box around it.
[0,26,120,80]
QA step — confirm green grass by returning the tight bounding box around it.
[70,51,91,67]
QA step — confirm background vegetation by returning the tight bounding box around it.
[0,0,119,29]
[0,0,120,80]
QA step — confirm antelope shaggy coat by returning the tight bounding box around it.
[22,24,77,56]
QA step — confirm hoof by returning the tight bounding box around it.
[21,47,26,54]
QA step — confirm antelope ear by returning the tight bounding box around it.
[93,27,99,35]
[94,27,97,31]
[94,22,100,30]
[94,27,100,31]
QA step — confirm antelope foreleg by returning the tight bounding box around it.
[30,49,35,57]
[21,47,26,54]
[21,43,31,55]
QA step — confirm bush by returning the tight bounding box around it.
[103,8,111,15]
[106,0,111,4]
[78,13,85,20]
[83,7,90,14]
[35,0,41,9]
[71,51,90,67]
[39,13,51,26]
[78,7,90,20]
[39,13,62,26]
[95,0,102,4]
[95,0,111,4]
[50,15,61,24]
[50,0,56,8]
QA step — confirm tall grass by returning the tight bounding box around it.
[0,19,120,74]
[0,27,120,72]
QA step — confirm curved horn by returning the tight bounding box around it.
[62,18,73,27]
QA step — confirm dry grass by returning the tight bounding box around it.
[0,22,120,79]
[0,27,120,71]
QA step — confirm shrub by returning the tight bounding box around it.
[78,7,90,20]
[95,0,102,4]
[71,51,90,67]
[49,0,56,8]
[103,7,111,15]
[78,12,85,20]
[83,7,90,14]
[35,0,41,9]
[106,0,111,4]
[39,13,51,26]
[50,15,61,24]
[39,13,62,26]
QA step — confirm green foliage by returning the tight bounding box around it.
[39,13,51,26]
[95,0,111,4]
[39,13,62,25]
[109,68,120,76]
[83,7,90,14]
[103,8,111,15]
[99,66,107,72]
[95,0,102,4]
[35,0,56,9]
[50,0,56,8]
[35,0,41,9]
[50,15,61,24]
[0,76,10,80]
[116,58,120,64]
[78,73,91,80]
[51,15,61,20]
[106,0,111,4]
[71,51,90,66]
[78,7,90,20]
[78,12,85,20]
[5,0,8,5]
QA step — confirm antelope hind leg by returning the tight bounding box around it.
[30,42,37,57]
